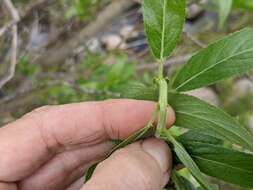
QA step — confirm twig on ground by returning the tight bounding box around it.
[35,0,136,67]
[0,20,15,37]
[0,0,20,89]
[20,0,48,18]
[246,74,253,84]
[0,72,120,105]
[3,0,20,21]
[0,0,20,37]
[184,29,207,48]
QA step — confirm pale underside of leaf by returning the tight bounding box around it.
[172,170,199,190]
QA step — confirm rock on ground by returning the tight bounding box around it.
[186,87,219,106]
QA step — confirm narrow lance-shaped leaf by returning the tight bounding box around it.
[143,0,186,59]
[172,170,199,190]
[217,0,232,29]
[172,28,253,92]
[119,82,158,101]
[177,129,223,145]
[172,170,218,190]
[118,84,253,151]
[163,130,216,190]
[168,93,253,151]
[233,0,253,11]
[180,141,253,188]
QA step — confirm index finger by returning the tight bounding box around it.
[0,99,175,182]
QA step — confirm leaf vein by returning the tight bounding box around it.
[175,47,253,90]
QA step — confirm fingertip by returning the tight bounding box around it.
[141,138,172,173]
[101,99,157,139]
[166,105,175,128]
[162,172,170,187]
[83,138,172,190]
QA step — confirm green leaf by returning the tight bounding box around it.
[183,142,253,187]
[217,0,232,29]
[85,108,158,182]
[168,93,253,151]
[163,130,216,190]
[177,129,223,145]
[119,85,253,151]
[172,28,253,92]
[233,0,253,11]
[85,163,98,182]
[119,82,158,101]
[143,0,186,59]
[172,170,199,190]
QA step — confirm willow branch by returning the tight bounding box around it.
[184,29,207,48]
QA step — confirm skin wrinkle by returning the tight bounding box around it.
[18,142,112,190]
[45,162,85,190]
[100,100,157,140]
[71,114,85,145]
[0,100,174,190]
[37,116,62,155]
[18,165,85,190]
[63,102,108,148]
[64,165,87,189]
[66,178,84,190]
[136,150,164,190]
[62,102,107,147]
[34,103,105,154]
[48,108,79,153]
[90,142,165,190]
[124,150,160,190]
[57,151,76,178]
[0,183,17,190]
[25,107,65,155]
[99,101,117,140]
[123,160,155,190]
[64,130,106,150]
[0,117,56,182]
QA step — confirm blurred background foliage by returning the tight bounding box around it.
[0,0,253,188]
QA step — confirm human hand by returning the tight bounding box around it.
[0,100,175,190]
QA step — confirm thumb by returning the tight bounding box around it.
[82,138,172,190]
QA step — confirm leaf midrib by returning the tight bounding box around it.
[174,141,213,190]
[192,155,253,175]
[174,47,253,90]
[160,0,166,60]
[176,111,253,149]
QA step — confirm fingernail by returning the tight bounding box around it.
[142,138,171,173]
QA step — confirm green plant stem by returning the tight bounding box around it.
[156,58,168,137]
[158,59,164,79]
[161,128,175,142]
